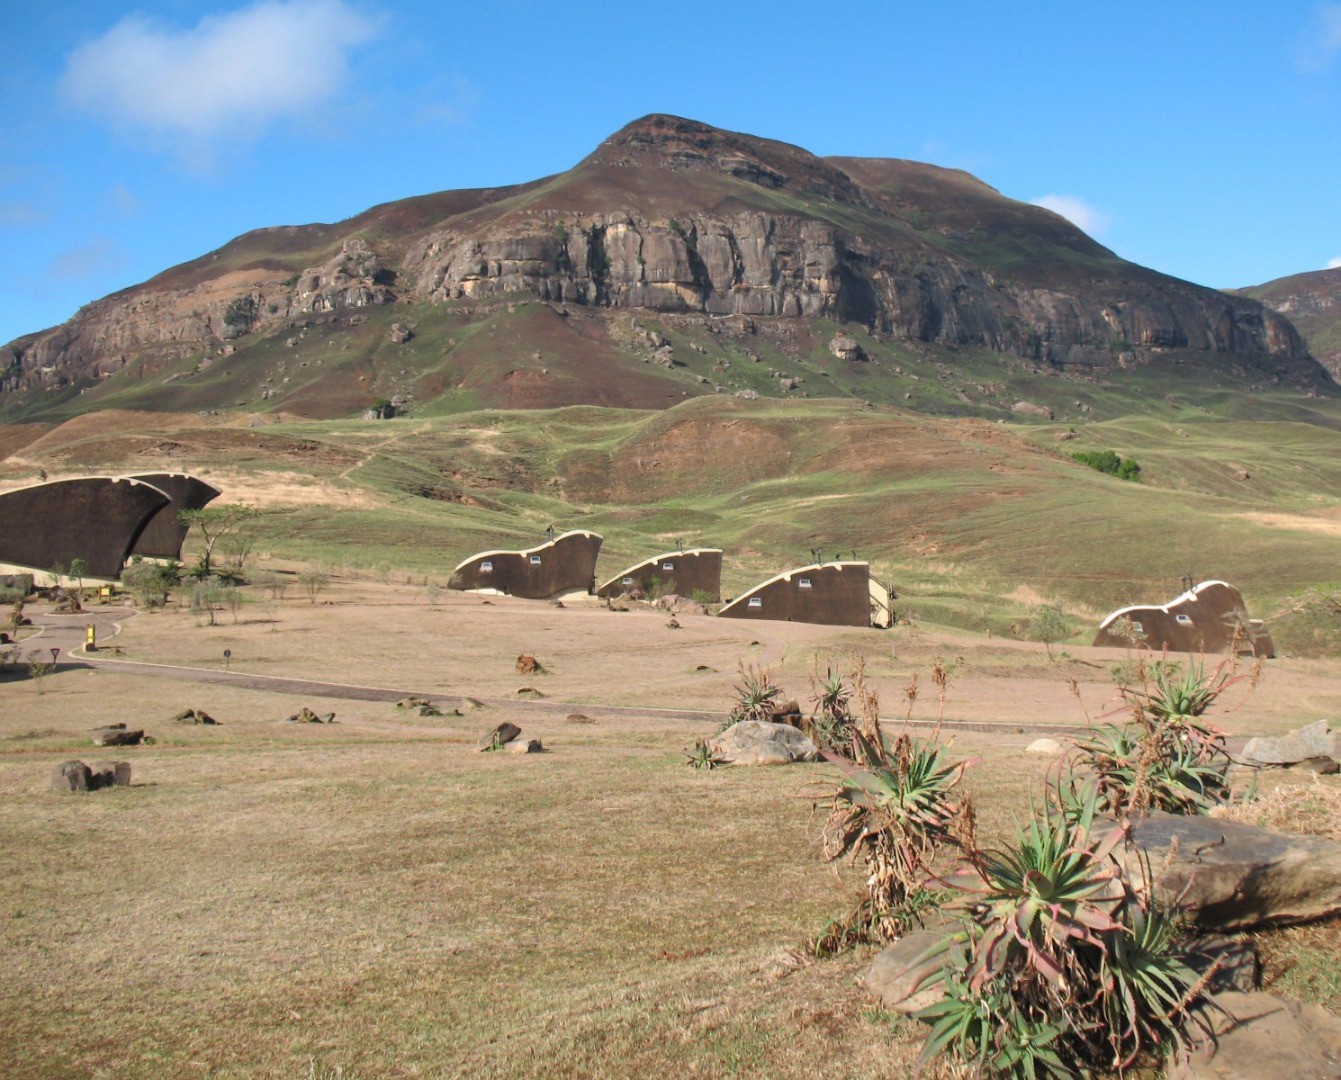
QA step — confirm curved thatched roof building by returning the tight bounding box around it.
[127,473,222,560]
[595,548,722,601]
[0,476,171,580]
[448,530,603,600]
[718,561,891,627]
[1093,580,1275,657]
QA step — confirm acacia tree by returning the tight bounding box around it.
[179,505,258,577]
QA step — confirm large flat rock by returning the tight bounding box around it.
[1168,991,1341,1079]
[708,720,818,766]
[1106,812,1341,931]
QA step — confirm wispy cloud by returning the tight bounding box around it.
[1030,194,1112,236]
[103,184,142,217]
[46,238,128,282]
[415,76,480,128]
[1328,257,1341,269]
[0,200,47,228]
[60,0,379,154]
[1299,3,1341,70]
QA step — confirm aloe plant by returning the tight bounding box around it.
[917,784,1214,1077]
[726,663,783,726]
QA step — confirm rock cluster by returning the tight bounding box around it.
[707,721,818,765]
[477,722,542,753]
[91,724,143,747]
[51,760,131,791]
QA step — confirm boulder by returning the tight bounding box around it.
[654,594,710,617]
[91,725,143,747]
[1026,737,1063,755]
[1105,812,1341,930]
[51,760,90,792]
[708,721,818,766]
[864,929,952,1013]
[285,707,334,723]
[479,722,522,750]
[1168,990,1341,1080]
[89,761,132,788]
[767,699,804,724]
[1241,720,1339,767]
[1010,401,1054,419]
[504,738,543,754]
[1186,935,1259,994]
[828,335,866,362]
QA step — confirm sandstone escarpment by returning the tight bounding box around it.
[0,114,1327,407]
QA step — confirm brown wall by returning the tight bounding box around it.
[0,477,170,579]
[718,562,873,627]
[596,549,723,601]
[448,531,603,600]
[127,474,222,560]
[1093,580,1275,657]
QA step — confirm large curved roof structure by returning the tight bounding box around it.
[596,548,722,601]
[718,561,887,627]
[1094,579,1274,657]
[127,473,222,560]
[448,530,603,600]
[0,476,171,579]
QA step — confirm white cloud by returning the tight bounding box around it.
[1030,194,1112,237]
[1328,257,1341,269]
[1300,3,1341,69]
[46,238,128,282]
[59,1,379,146]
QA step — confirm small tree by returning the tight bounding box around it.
[179,505,258,578]
[298,569,330,605]
[1029,605,1068,661]
[69,558,88,598]
[190,578,225,626]
[122,562,175,609]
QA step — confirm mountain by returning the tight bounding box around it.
[1,115,1328,422]
[1237,267,1341,380]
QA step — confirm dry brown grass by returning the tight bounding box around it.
[3,580,1340,1076]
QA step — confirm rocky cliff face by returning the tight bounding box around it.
[1238,268,1341,379]
[0,115,1326,405]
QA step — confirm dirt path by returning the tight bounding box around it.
[27,607,1082,737]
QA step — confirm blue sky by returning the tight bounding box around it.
[3,1,1339,348]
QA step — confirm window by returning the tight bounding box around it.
[621,576,635,586]
[1131,621,1143,634]
[1175,614,1193,626]
[798,578,813,589]
[661,562,675,571]
[480,561,493,572]
[747,597,763,608]
[529,555,542,565]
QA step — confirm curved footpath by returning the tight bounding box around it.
[18,606,1084,737]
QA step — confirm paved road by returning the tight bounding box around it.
[16,605,1087,737]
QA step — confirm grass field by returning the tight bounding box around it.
[3,580,1341,1077]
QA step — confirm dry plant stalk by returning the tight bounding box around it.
[902,670,919,725]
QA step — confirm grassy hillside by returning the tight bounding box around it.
[5,394,1339,648]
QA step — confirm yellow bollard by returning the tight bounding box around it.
[85,624,97,652]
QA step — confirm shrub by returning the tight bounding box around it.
[726,663,782,726]
[919,786,1212,1077]
[1071,449,1141,481]
[812,707,972,952]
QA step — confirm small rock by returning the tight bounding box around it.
[90,761,132,789]
[1026,738,1063,755]
[504,738,543,754]
[285,707,334,724]
[666,617,681,630]
[515,686,544,698]
[565,713,593,724]
[51,760,90,792]
[478,722,522,750]
[1242,720,1338,767]
[865,929,956,1013]
[92,725,143,747]
[1289,756,1341,775]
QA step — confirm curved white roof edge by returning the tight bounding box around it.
[1097,579,1236,630]
[718,561,868,617]
[596,548,723,593]
[0,475,171,498]
[450,530,603,575]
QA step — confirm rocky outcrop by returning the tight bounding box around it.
[1,115,1326,406]
[708,720,819,765]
